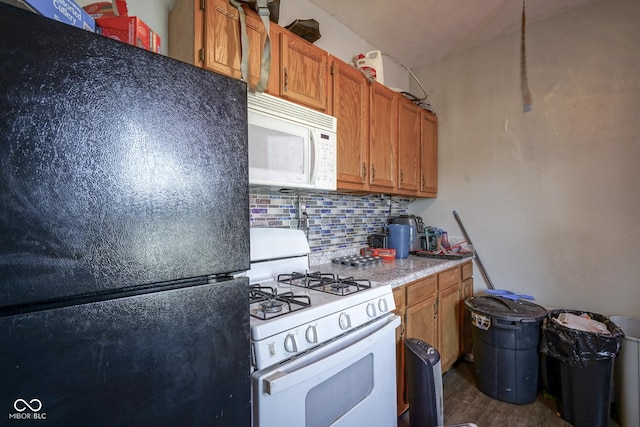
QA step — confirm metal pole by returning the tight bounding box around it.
[452,210,495,290]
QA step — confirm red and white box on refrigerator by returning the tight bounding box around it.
[95,16,160,53]
[83,1,160,53]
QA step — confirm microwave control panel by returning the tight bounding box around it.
[313,130,336,191]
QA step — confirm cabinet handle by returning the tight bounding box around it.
[371,165,376,180]
[400,170,404,184]
[433,300,438,318]
[362,162,367,179]
[283,67,288,92]
[421,175,425,190]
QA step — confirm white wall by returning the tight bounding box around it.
[409,0,640,318]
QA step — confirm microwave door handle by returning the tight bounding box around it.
[309,130,317,185]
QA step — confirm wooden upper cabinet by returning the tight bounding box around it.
[397,98,420,194]
[419,110,438,196]
[369,82,398,190]
[330,57,370,191]
[168,0,203,66]
[203,0,278,93]
[168,0,278,93]
[279,32,328,111]
[203,0,240,78]
[168,0,438,198]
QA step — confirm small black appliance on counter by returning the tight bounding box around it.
[367,233,388,248]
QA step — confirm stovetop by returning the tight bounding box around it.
[248,276,391,338]
[277,271,372,296]
[249,269,376,322]
[249,284,311,320]
[246,228,396,370]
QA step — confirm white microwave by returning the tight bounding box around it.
[247,91,337,191]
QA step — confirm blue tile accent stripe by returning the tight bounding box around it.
[249,189,411,252]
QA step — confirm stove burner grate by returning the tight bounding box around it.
[250,285,311,320]
[278,271,372,296]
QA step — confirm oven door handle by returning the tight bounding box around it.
[262,315,400,395]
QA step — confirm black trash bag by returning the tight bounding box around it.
[540,309,624,367]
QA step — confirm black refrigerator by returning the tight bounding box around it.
[0,4,250,426]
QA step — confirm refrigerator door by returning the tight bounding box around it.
[0,277,250,426]
[0,4,249,310]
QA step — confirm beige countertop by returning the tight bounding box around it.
[311,255,473,289]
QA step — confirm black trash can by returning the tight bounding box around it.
[464,296,547,404]
[540,309,624,427]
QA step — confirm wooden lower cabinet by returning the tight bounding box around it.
[405,278,438,348]
[460,264,474,355]
[394,261,473,415]
[438,282,461,372]
[437,266,461,372]
[392,287,407,415]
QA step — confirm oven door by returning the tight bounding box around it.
[251,314,400,427]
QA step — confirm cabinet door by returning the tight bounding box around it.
[405,295,438,350]
[331,58,369,191]
[438,284,461,372]
[279,32,328,111]
[460,276,474,355]
[369,83,398,190]
[203,0,242,78]
[397,98,420,194]
[419,110,438,196]
[392,287,408,415]
[203,1,277,92]
[168,0,202,66]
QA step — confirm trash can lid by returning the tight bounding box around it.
[465,296,547,322]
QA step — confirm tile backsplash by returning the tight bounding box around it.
[249,188,411,254]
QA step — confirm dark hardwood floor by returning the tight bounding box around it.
[398,360,621,427]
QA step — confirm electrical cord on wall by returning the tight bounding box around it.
[382,53,435,113]
[521,0,533,112]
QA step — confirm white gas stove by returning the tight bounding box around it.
[246,228,396,370]
[248,228,400,427]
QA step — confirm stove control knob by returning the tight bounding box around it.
[305,325,318,344]
[378,298,389,313]
[338,313,351,330]
[284,333,298,353]
[366,302,377,318]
